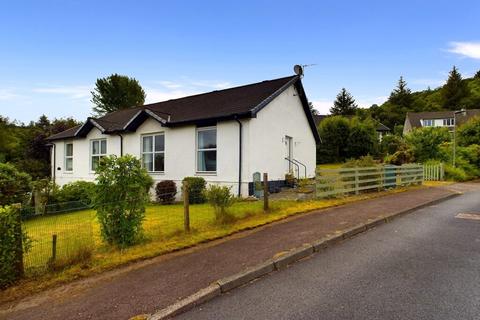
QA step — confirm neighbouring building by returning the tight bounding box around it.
[403,109,480,135]
[47,75,320,198]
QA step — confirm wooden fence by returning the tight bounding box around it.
[423,163,444,181]
[315,164,424,199]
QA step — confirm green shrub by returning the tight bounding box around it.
[444,164,468,181]
[0,205,31,288]
[0,163,32,206]
[342,155,378,168]
[183,177,206,204]
[155,180,177,204]
[55,181,97,204]
[457,116,480,146]
[379,134,407,156]
[204,185,235,224]
[94,155,153,247]
[384,146,415,165]
[405,127,450,162]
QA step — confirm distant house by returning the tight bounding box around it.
[47,75,320,198]
[403,109,480,135]
[313,115,390,140]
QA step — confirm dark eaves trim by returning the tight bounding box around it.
[89,118,106,133]
[145,109,168,124]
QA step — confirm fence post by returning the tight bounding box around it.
[263,173,269,212]
[13,204,24,278]
[51,234,57,264]
[440,163,444,180]
[354,169,359,195]
[183,181,190,233]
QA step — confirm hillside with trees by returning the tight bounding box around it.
[369,67,480,131]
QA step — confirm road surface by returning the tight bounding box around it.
[178,186,480,320]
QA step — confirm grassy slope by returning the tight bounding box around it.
[3,186,421,303]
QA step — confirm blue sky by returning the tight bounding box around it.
[0,0,479,123]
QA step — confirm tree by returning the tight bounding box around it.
[389,76,412,109]
[442,66,468,109]
[474,70,480,80]
[308,102,319,115]
[91,74,146,116]
[317,116,351,163]
[330,88,358,115]
[345,118,378,158]
[0,163,32,206]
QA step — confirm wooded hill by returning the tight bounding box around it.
[368,68,480,131]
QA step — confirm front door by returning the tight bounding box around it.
[285,136,293,173]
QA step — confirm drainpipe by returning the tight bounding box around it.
[47,143,56,185]
[117,133,124,156]
[234,117,243,197]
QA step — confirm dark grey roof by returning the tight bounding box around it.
[406,109,480,128]
[48,75,320,143]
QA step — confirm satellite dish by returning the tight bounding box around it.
[293,64,303,76]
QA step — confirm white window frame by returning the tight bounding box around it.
[141,132,165,173]
[64,142,73,172]
[443,118,454,126]
[423,119,434,127]
[196,126,217,174]
[90,139,107,172]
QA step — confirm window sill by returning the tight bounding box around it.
[195,172,217,176]
[63,171,74,174]
[147,171,165,175]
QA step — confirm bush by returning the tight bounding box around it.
[384,145,415,165]
[155,180,177,204]
[183,177,206,204]
[405,127,450,162]
[457,116,480,146]
[204,185,235,224]
[342,155,378,168]
[0,205,31,288]
[444,164,468,181]
[0,163,32,206]
[379,134,407,156]
[94,155,153,247]
[55,181,97,204]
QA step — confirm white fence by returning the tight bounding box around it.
[423,163,444,181]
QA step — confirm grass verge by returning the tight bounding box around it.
[1,185,423,304]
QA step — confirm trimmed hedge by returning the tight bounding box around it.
[155,180,177,204]
[182,177,206,204]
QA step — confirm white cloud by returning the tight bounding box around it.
[157,81,184,89]
[310,100,332,114]
[33,85,92,99]
[448,41,480,59]
[0,88,19,101]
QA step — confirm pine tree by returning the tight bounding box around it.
[442,66,468,110]
[308,101,319,115]
[474,70,480,80]
[330,88,358,115]
[389,76,412,109]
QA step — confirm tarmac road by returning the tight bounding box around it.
[178,187,480,320]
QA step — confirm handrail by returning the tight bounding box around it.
[284,157,300,179]
[292,158,307,178]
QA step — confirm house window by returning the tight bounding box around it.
[91,139,107,171]
[423,119,434,127]
[443,118,454,126]
[197,127,217,172]
[65,142,73,172]
[142,134,165,172]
